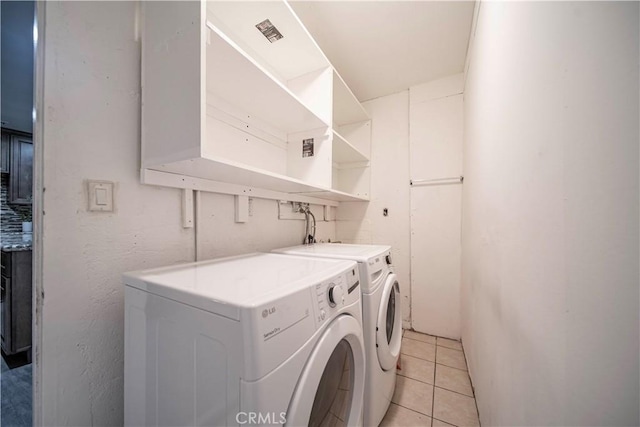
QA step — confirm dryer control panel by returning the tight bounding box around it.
[367,252,389,273]
[313,267,359,326]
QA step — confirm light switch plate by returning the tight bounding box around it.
[88,180,114,212]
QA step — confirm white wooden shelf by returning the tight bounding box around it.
[206,23,328,134]
[149,155,368,202]
[333,70,369,127]
[332,130,368,164]
[142,1,371,205]
[294,188,369,202]
[206,1,329,83]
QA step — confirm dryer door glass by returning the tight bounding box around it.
[285,314,365,427]
[386,285,397,344]
[308,339,353,427]
[376,274,402,371]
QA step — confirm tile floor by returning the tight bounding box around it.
[1,353,32,427]
[380,330,480,427]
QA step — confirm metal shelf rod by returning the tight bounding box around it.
[410,176,464,186]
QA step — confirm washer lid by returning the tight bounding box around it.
[274,243,391,263]
[123,253,356,320]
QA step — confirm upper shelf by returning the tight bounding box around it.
[206,1,330,83]
[332,130,368,164]
[206,22,328,134]
[333,70,369,127]
[207,0,369,128]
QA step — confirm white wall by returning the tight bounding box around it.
[336,91,411,327]
[40,2,335,425]
[409,75,464,338]
[41,3,193,425]
[462,2,639,426]
[196,194,335,259]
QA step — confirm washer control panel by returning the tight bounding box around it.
[327,283,344,307]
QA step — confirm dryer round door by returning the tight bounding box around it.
[376,273,402,371]
[285,314,365,427]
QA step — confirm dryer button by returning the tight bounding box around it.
[320,310,326,320]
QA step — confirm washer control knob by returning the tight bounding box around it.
[328,284,344,307]
[320,310,326,320]
[385,254,392,265]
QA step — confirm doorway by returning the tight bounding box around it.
[0,1,36,426]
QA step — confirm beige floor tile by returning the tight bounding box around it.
[432,418,456,427]
[330,389,348,420]
[435,364,474,397]
[404,330,437,345]
[380,403,432,427]
[401,337,436,362]
[398,354,435,384]
[437,337,463,351]
[433,387,479,427]
[392,375,434,416]
[338,368,350,391]
[436,346,467,370]
[318,412,339,427]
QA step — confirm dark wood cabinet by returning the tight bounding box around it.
[1,132,10,173]
[1,250,33,355]
[1,128,33,203]
[9,133,33,204]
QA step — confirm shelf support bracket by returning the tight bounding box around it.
[324,205,334,222]
[182,189,194,228]
[235,195,249,223]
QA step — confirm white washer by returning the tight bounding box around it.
[273,244,402,427]
[123,253,365,427]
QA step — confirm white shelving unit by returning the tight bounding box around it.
[333,70,369,127]
[330,70,371,199]
[332,130,367,164]
[141,0,371,204]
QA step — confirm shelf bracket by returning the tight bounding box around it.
[323,205,334,222]
[235,195,249,223]
[182,189,194,228]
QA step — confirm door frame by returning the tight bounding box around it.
[32,1,46,426]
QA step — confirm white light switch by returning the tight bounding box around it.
[95,188,108,206]
[88,180,114,212]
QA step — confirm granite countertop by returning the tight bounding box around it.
[1,232,33,252]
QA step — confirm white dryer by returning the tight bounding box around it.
[123,253,365,427]
[273,244,402,427]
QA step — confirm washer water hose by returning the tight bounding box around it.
[298,204,316,245]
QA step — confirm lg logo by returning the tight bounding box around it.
[262,306,276,318]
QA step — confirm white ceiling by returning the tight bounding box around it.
[0,2,473,133]
[290,1,475,101]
